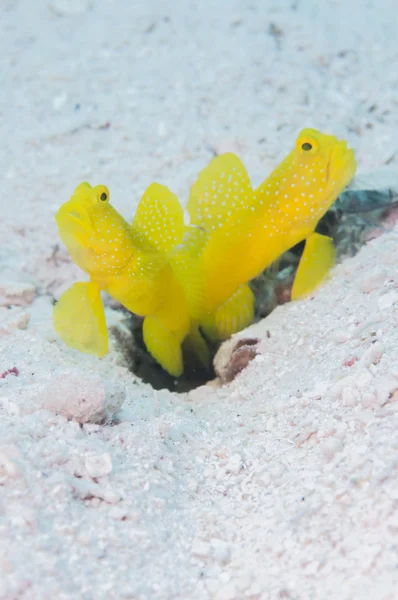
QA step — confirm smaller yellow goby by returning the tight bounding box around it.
[53,182,204,376]
[187,128,357,340]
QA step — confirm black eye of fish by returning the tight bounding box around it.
[100,192,108,201]
[301,142,312,151]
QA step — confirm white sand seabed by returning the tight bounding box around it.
[1,1,398,598]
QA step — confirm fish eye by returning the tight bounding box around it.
[94,185,110,203]
[296,134,318,154]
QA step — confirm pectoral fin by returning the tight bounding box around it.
[201,283,255,341]
[53,281,108,357]
[291,232,336,300]
[142,316,183,377]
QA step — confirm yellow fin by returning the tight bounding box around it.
[183,323,210,370]
[187,153,253,229]
[291,232,336,300]
[201,283,255,341]
[170,226,208,320]
[53,282,108,357]
[142,316,183,377]
[133,182,184,253]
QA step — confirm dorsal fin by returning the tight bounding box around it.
[187,153,253,231]
[132,182,185,254]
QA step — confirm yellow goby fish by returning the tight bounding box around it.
[187,128,357,339]
[53,182,205,376]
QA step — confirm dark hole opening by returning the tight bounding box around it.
[110,314,217,393]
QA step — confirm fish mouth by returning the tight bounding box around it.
[327,139,357,189]
[67,209,87,223]
[55,200,93,237]
[331,139,349,163]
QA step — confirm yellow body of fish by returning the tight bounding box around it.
[53,182,206,376]
[187,128,357,339]
[54,128,356,377]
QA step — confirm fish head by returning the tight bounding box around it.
[289,128,357,212]
[56,183,133,274]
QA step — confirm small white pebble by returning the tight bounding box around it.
[255,469,272,487]
[378,291,398,310]
[265,416,276,431]
[254,354,265,363]
[215,582,237,600]
[0,445,22,478]
[332,329,351,343]
[356,369,374,388]
[359,266,387,293]
[225,454,242,475]
[191,538,210,558]
[304,561,320,575]
[358,342,384,368]
[85,453,113,478]
[321,437,343,460]
[39,370,125,424]
[108,506,127,520]
[387,512,398,529]
[386,485,398,501]
[360,391,375,408]
[52,93,67,110]
[210,538,231,564]
[341,386,360,407]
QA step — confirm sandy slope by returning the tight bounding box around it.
[1,1,398,598]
